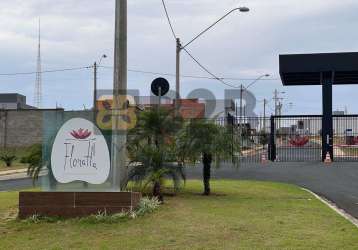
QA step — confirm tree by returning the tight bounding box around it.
[0,151,17,167]
[126,108,185,201]
[25,144,43,185]
[177,119,239,195]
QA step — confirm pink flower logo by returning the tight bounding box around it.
[70,128,92,140]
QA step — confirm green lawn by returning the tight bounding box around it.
[1,180,358,250]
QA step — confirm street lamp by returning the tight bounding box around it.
[93,54,107,111]
[237,73,269,150]
[239,74,270,119]
[175,7,250,105]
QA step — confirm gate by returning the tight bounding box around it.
[269,115,322,162]
[233,115,358,163]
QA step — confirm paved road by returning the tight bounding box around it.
[240,142,322,163]
[0,178,34,191]
[186,162,358,219]
[0,173,36,191]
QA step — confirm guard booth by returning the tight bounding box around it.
[277,52,358,162]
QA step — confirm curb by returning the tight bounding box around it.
[301,188,358,228]
[0,169,27,177]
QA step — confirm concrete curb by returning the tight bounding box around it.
[0,168,27,176]
[301,188,358,228]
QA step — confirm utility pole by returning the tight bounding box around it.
[278,101,283,116]
[239,84,244,144]
[240,85,243,119]
[93,62,97,111]
[263,99,267,131]
[175,38,181,109]
[274,89,278,116]
[112,0,127,190]
[273,89,285,116]
[93,55,107,112]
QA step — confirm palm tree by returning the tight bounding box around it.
[127,108,185,201]
[177,119,239,195]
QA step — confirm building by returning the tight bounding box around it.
[97,96,206,119]
[0,93,37,110]
[96,95,238,122]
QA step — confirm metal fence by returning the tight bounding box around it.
[226,115,358,163]
[333,115,358,162]
[211,116,270,164]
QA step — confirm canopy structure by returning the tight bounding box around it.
[279,52,358,161]
[280,52,358,85]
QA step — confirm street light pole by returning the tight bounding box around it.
[174,7,250,108]
[239,74,270,122]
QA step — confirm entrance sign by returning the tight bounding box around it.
[51,118,110,184]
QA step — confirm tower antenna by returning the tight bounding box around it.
[34,18,42,108]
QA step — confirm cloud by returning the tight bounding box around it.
[0,0,358,113]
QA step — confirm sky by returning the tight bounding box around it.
[1,0,358,115]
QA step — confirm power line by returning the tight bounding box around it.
[182,48,240,89]
[161,0,177,40]
[0,66,93,76]
[0,64,280,82]
[100,65,278,81]
[159,1,279,90]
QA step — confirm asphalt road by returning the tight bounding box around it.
[0,174,35,191]
[186,161,358,219]
[239,142,322,163]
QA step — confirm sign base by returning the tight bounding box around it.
[19,192,142,219]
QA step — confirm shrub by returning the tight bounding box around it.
[136,197,161,216]
[0,152,17,167]
[25,214,41,224]
[21,144,42,165]
[23,144,43,183]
